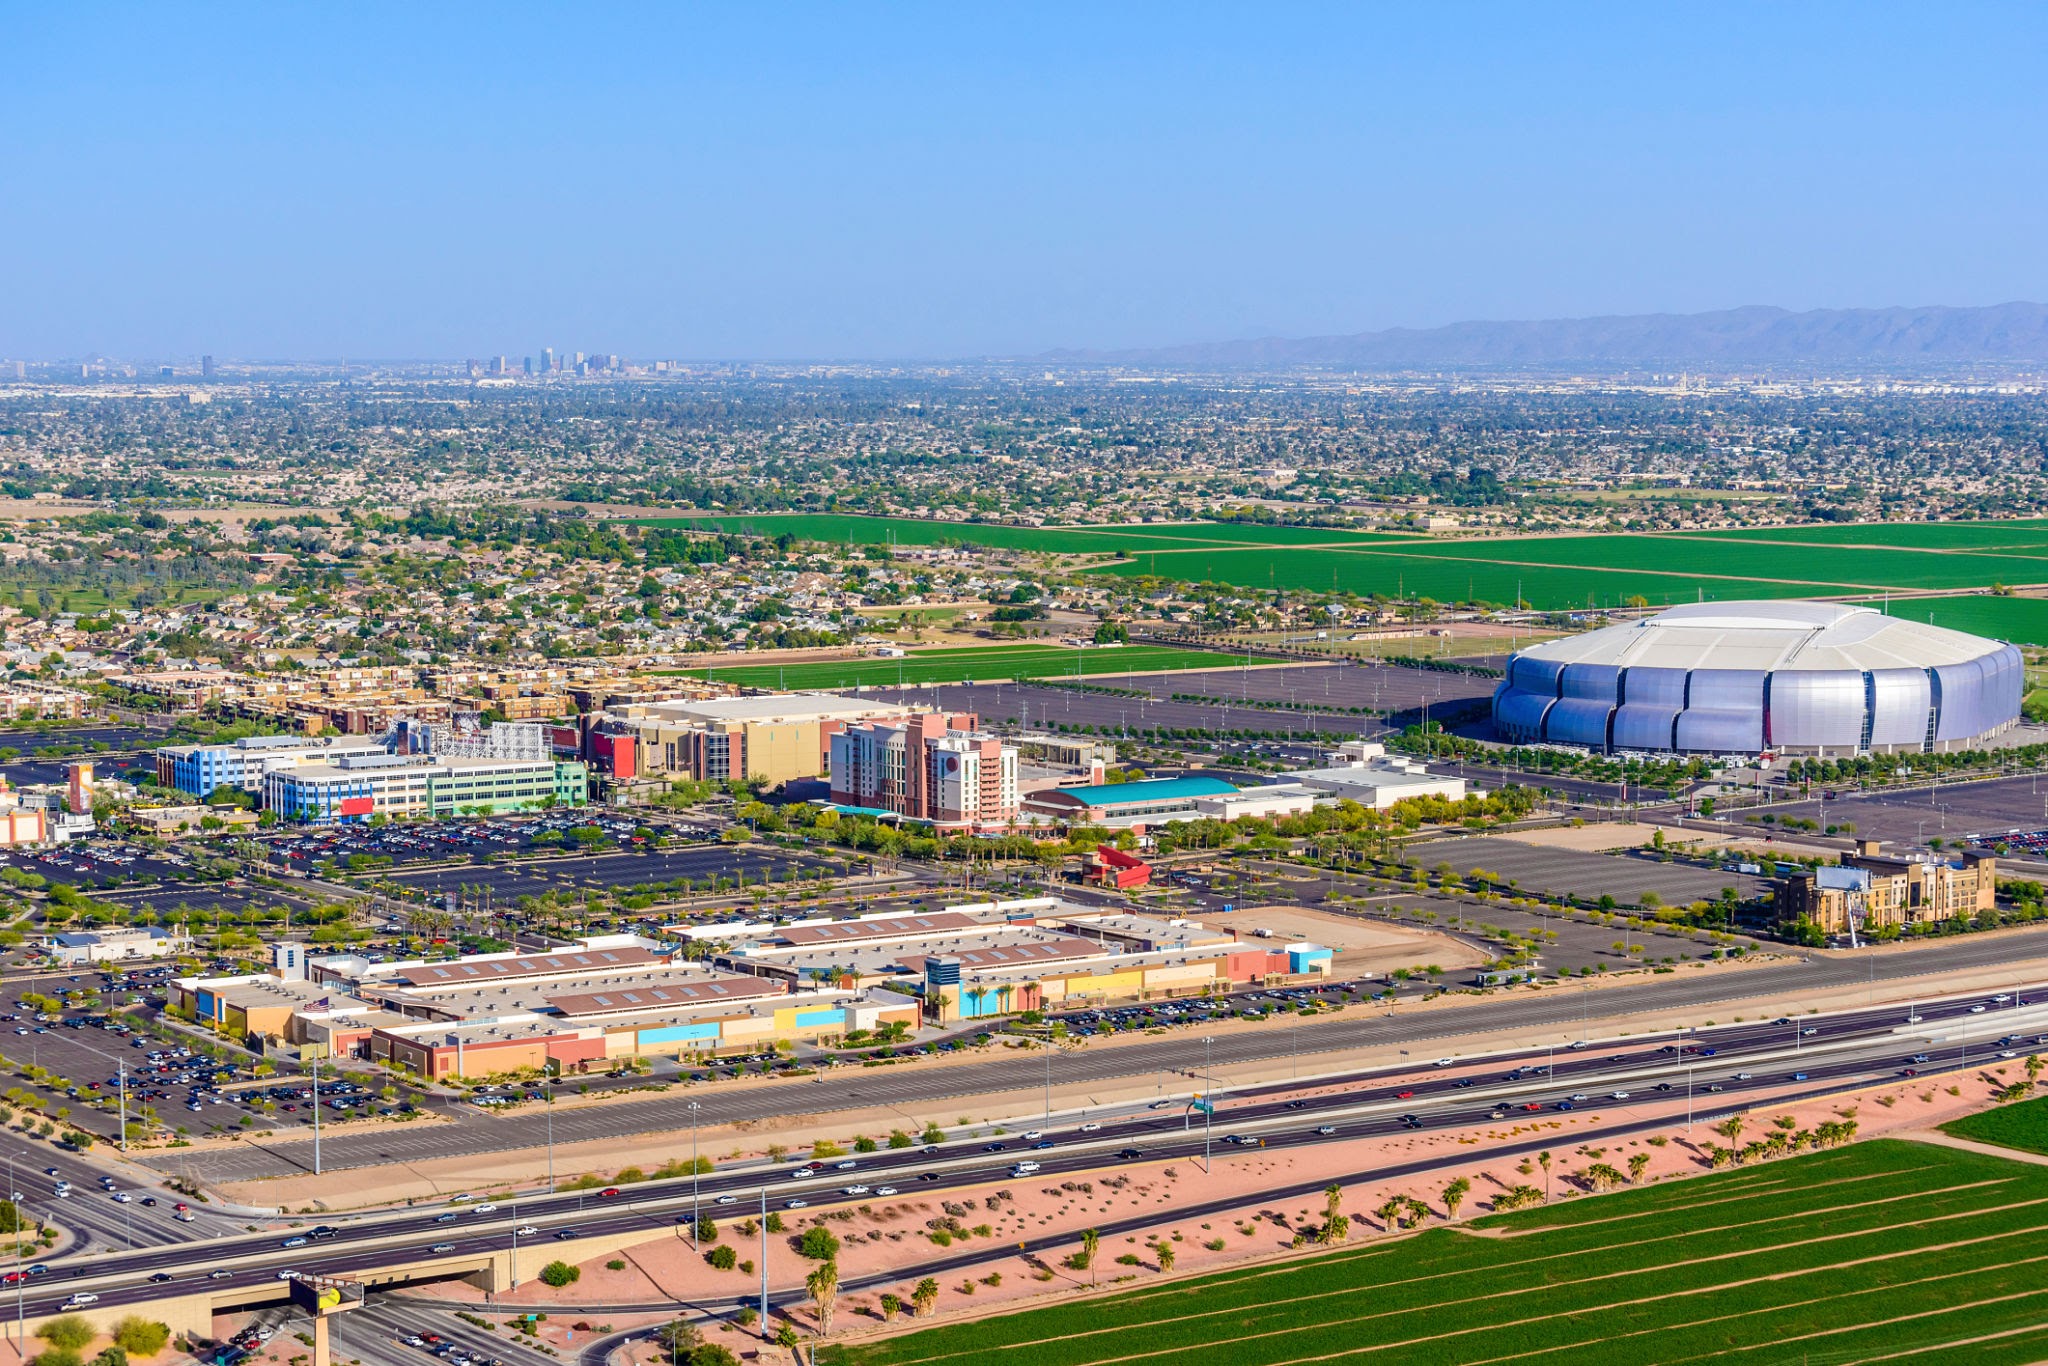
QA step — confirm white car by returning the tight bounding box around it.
[790,1167,816,1179]
[473,1203,498,1215]
[2000,1050,2019,1059]
[65,1295,96,1307]
[1434,1058,1453,1067]
[715,1195,737,1206]
[515,1226,539,1236]
[1078,1123,1100,1133]
[1609,1091,1630,1100]
[843,1184,870,1196]
[1022,1131,1043,1141]
[785,1199,808,1209]
[874,1186,898,1196]
[1969,1005,1988,1014]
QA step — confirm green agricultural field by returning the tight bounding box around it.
[628,512,1413,555]
[1092,545,1872,608]
[1695,518,2048,550]
[663,643,1245,691]
[1858,594,2048,646]
[1942,1093,2048,1156]
[826,1140,2048,1366]
[629,511,2048,611]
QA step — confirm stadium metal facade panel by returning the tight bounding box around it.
[1492,601,2022,755]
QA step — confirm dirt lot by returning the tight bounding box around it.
[1203,903,1489,977]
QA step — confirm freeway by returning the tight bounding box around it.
[22,985,2042,1322]
[145,929,2048,1183]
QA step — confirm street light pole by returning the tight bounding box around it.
[546,1088,555,1193]
[310,1052,321,1176]
[509,1202,519,1289]
[758,1185,770,1341]
[117,1064,127,1154]
[1203,1037,1214,1175]
[688,1101,702,1249]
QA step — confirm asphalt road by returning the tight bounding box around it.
[139,936,2048,1187]
[26,988,2033,1322]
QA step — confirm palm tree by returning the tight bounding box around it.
[911,1276,940,1318]
[1443,1176,1471,1220]
[806,1260,839,1338]
[1627,1153,1651,1185]
[1081,1228,1100,1286]
[1156,1241,1175,1273]
[1538,1150,1552,1202]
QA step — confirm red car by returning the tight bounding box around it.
[598,1187,621,1198]
[1521,1102,1542,1112]
[1395,1090,1414,1099]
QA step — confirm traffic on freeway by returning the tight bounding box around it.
[12,986,2038,1319]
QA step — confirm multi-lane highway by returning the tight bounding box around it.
[22,986,2041,1325]
[146,934,2048,1183]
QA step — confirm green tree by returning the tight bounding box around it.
[797,1225,840,1261]
[1081,1227,1100,1286]
[539,1260,580,1288]
[1443,1176,1471,1220]
[806,1261,839,1338]
[911,1277,940,1318]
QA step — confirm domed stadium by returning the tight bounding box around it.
[1492,601,2023,756]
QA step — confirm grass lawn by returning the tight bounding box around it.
[824,1140,2048,1366]
[661,643,1247,691]
[1942,1094,2048,1156]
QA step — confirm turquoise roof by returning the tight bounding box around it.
[1054,775,1239,807]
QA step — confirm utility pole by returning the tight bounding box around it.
[758,1185,770,1341]
[117,1063,127,1153]
[546,1087,555,1193]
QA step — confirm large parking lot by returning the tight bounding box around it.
[1753,772,2048,859]
[0,839,210,889]
[1407,834,1767,908]
[260,812,668,870]
[379,843,837,902]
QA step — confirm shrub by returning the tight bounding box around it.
[539,1261,581,1288]
[112,1321,170,1358]
[33,1349,81,1366]
[605,1259,626,1271]
[797,1226,841,1261]
[696,1217,718,1245]
[707,1245,737,1271]
[38,1319,94,1352]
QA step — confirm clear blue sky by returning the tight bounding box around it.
[4,3,2044,360]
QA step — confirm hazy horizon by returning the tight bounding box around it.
[6,3,2046,360]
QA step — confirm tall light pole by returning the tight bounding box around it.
[545,1087,555,1193]
[117,1063,127,1154]
[758,1185,770,1341]
[1202,1037,1215,1175]
[12,1193,24,1363]
[509,1201,520,1289]
[687,1101,702,1248]
[309,1052,321,1176]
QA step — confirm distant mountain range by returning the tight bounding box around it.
[1044,302,2048,371]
